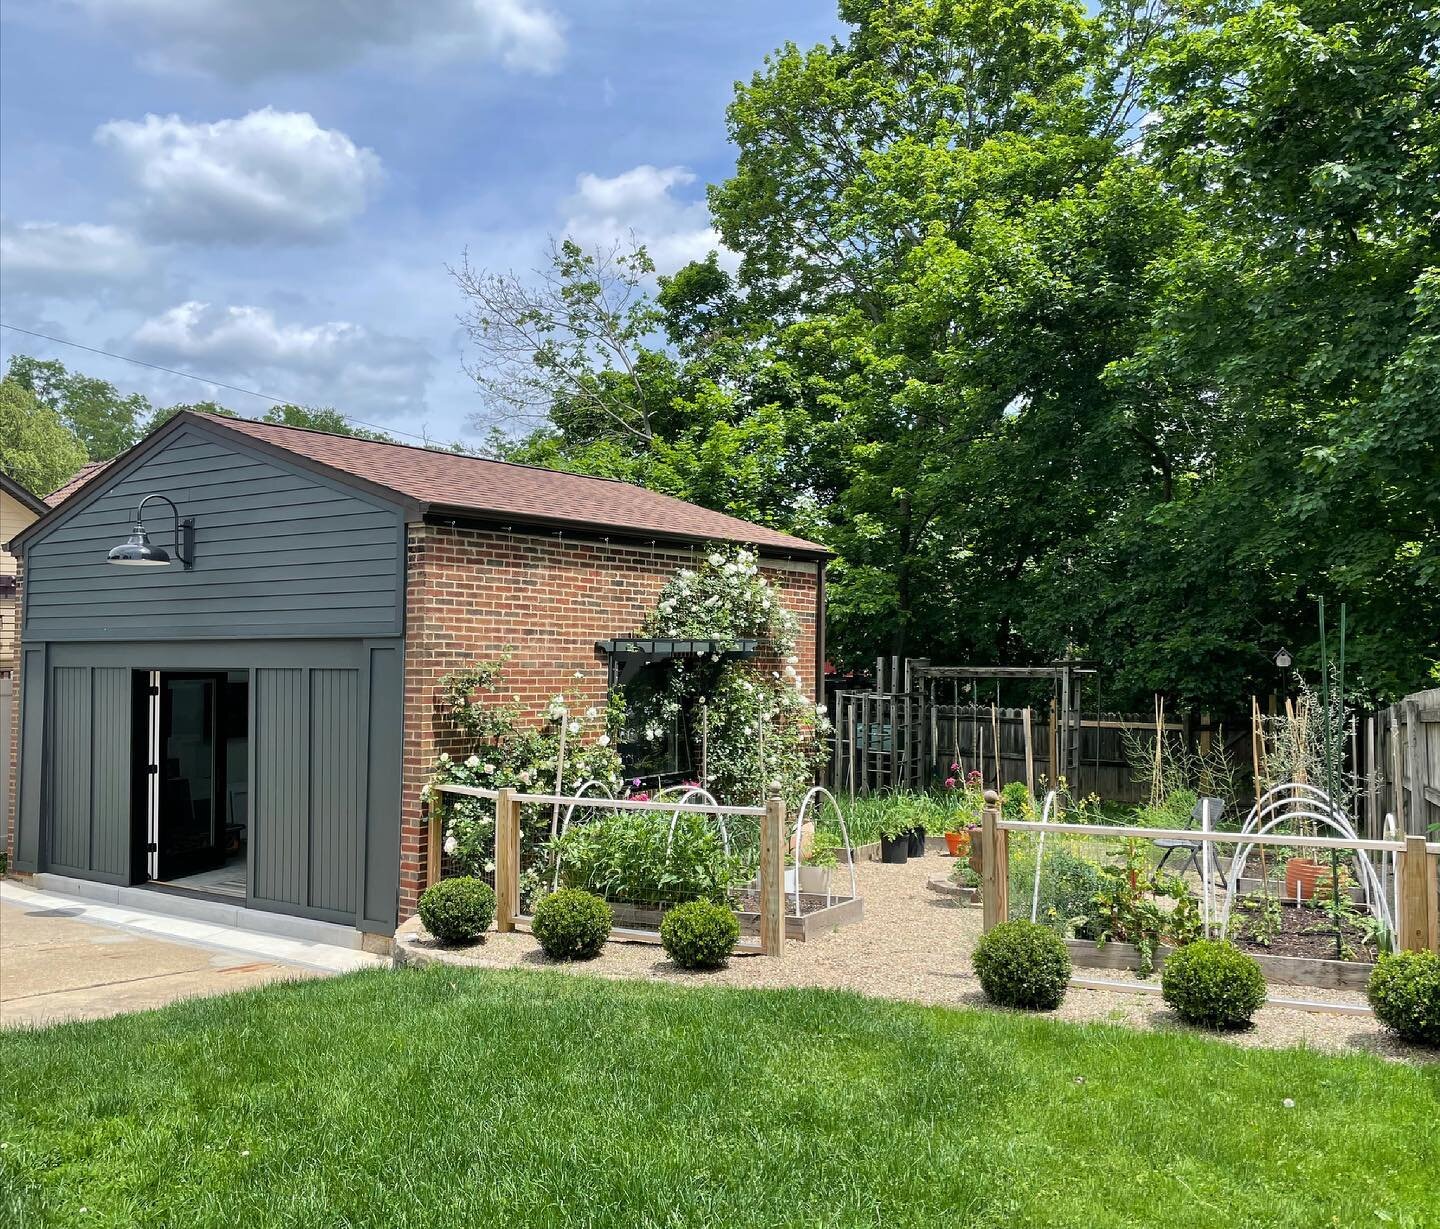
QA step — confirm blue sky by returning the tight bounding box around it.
[1,1,840,445]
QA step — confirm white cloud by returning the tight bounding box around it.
[76,0,565,80]
[0,218,152,299]
[95,108,382,245]
[563,165,731,274]
[126,301,433,418]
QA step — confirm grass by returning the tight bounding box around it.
[2,968,1436,1228]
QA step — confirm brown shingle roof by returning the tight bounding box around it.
[204,415,828,556]
[45,461,110,506]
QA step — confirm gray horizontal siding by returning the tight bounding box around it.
[23,425,406,641]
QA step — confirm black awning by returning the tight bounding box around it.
[596,637,759,685]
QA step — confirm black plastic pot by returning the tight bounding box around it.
[880,834,910,864]
[907,827,926,858]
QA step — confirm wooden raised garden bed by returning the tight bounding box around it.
[597,894,864,945]
[1065,938,1374,990]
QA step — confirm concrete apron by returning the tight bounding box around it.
[1,880,384,1029]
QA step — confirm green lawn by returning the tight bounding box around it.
[2,969,1435,1228]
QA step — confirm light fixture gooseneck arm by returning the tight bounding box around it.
[135,493,194,568]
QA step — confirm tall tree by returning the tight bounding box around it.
[4,355,152,461]
[0,379,89,497]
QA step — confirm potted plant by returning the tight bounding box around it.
[1284,855,1323,902]
[879,810,911,864]
[944,823,969,858]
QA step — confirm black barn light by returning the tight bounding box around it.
[107,494,194,569]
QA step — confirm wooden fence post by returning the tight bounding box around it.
[495,787,520,932]
[980,789,1007,932]
[1022,707,1035,795]
[427,808,442,891]
[1397,834,1439,953]
[760,782,786,957]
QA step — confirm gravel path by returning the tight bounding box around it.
[397,854,1433,1063]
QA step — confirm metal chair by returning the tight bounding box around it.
[1154,796,1225,881]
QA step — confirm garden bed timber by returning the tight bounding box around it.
[598,895,864,943]
[1064,938,1374,990]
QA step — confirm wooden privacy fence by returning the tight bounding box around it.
[1364,687,1440,840]
[430,782,788,956]
[975,793,1440,954]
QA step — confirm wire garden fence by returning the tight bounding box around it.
[429,783,865,954]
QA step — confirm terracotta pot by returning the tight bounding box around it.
[1284,857,1323,902]
[945,831,964,857]
[968,837,985,878]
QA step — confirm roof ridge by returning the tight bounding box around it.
[210,413,648,492]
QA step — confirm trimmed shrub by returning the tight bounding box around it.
[1160,940,1266,1030]
[661,899,741,970]
[973,920,1071,1011]
[531,889,612,961]
[418,877,496,946]
[1367,951,1440,1047]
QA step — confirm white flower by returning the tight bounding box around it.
[786,655,799,666]
[484,860,495,874]
[439,752,450,762]
[483,762,496,775]
[784,665,797,678]
[585,707,598,719]
[465,755,480,769]
[519,768,533,784]
[708,552,724,566]
[816,704,827,716]
[567,720,581,735]
[443,836,458,855]
[596,734,610,747]
[420,783,432,800]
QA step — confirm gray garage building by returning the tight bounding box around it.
[7,412,410,934]
[4,410,827,939]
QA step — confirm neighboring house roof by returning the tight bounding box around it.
[204,415,828,556]
[14,412,830,558]
[45,461,110,507]
[1,469,51,517]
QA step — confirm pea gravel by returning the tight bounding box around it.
[396,854,1434,1063]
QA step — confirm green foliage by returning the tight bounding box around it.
[6,354,150,460]
[659,899,740,970]
[1367,951,1440,1047]
[1161,940,1267,1031]
[0,378,88,496]
[1008,844,1105,940]
[973,920,1072,1011]
[258,404,394,441]
[1234,894,1283,949]
[551,811,743,907]
[531,889,613,961]
[1000,782,1034,820]
[1093,840,1201,976]
[417,877,496,946]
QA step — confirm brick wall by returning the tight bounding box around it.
[398,524,822,920]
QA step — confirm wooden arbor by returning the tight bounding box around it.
[832,658,1096,797]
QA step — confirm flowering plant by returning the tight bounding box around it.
[642,546,799,656]
[425,658,622,889]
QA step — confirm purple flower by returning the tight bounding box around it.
[631,777,643,788]
[944,776,957,789]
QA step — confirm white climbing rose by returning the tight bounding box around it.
[597,734,610,747]
[466,755,480,768]
[443,836,458,855]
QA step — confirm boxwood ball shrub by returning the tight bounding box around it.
[418,877,496,946]
[531,889,613,961]
[1367,950,1440,1046]
[972,920,1071,1011]
[1160,940,1266,1030]
[660,899,741,970]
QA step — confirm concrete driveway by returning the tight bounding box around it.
[1,883,379,1029]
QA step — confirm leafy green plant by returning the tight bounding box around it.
[550,810,745,906]
[1092,839,1199,976]
[803,828,841,869]
[418,877,496,946]
[660,899,741,970]
[950,861,981,889]
[999,781,1035,820]
[973,920,1072,1011]
[1235,894,1282,948]
[1161,941,1267,1030]
[1367,951,1440,1046]
[531,889,612,961]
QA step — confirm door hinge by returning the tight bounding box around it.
[147,685,159,696]
[145,842,158,853]
[147,763,158,775]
